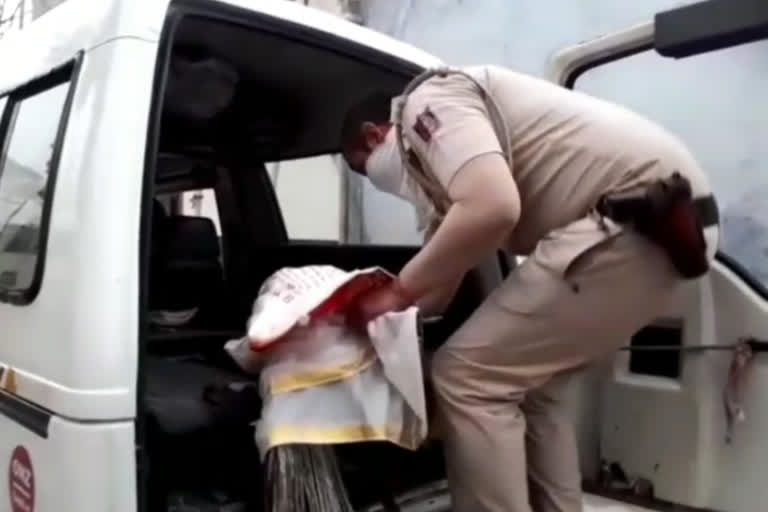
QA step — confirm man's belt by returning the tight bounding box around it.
[596,192,719,228]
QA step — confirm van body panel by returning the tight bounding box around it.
[0,38,157,420]
[598,260,768,511]
[0,0,440,96]
[0,0,441,423]
[0,0,157,95]
[0,411,136,512]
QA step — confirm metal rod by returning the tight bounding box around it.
[619,338,767,353]
[619,345,735,352]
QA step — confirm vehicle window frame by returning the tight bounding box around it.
[266,153,425,247]
[0,54,83,305]
[265,153,347,244]
[563,43,768,300]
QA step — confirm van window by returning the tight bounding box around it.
[0,80,70,297]
[266,154,344,242]
[267,154,422,245]
[573,41,768,291]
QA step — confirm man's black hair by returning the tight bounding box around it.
[340,90,394,150]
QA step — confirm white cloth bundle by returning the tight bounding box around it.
[225,265,428,459]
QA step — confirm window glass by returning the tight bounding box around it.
[573,41,768,288]
[266,154,344,242]
[0,82,69,294]
[182,154,423,246]
[359,173,424,246]
[266,154,422,246]
[177,156,345,243]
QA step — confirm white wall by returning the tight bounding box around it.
[302,0,343,16]
[267,155,343,241]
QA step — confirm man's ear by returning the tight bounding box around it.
[362,121,385,151]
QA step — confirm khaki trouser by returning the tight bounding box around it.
[430,216,682,512]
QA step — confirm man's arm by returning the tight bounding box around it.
[411,218,465,315]
[390,82,520,300]
[416,274,464,316]
[398,152,519,299]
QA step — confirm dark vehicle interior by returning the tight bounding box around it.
[137,3,504,511]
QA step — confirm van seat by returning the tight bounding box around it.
[145,203,259,434]
[149,213,224,318]
[144,356,260,434]
[144,354,263,509]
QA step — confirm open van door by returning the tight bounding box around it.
[550,1,768,510]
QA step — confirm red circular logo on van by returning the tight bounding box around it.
[8,445,34,512]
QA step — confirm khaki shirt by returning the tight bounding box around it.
[400,65,712,255]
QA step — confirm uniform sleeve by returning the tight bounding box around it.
[402,88,505,191]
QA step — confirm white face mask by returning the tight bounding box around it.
[365,130,405,197]
[365,129,417,203]
[364,129,434,230]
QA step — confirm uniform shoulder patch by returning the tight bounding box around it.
[413,106,440,143]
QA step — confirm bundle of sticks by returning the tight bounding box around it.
[264,444,354,512]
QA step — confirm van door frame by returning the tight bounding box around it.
[548,0,768,296]
[138,1,439,510]
[551,0,768,84]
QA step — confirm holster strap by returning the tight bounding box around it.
[694,195,719,228]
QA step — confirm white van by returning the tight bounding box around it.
[0,0,766,511]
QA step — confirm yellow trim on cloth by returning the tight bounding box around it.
[266,349,377,394]
[265,424,422,451]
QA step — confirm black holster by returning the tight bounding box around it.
[596,172,719,279]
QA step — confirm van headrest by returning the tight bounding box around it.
[149,215,222,315]
[164,216,220,263]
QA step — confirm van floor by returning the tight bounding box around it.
[585,494,657,512]
[391,494,657,512]
[362,481,659,512]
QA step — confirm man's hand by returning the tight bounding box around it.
[416,273,464,316]
[350,280,414,327]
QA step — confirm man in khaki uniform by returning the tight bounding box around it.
[341,65,719,512]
